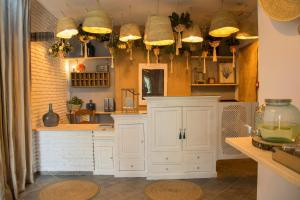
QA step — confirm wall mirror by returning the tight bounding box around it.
[138,63,168,105]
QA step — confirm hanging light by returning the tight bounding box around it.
[82,10,112,34]
[144,15,174,46]
[209,11,239,37]
[236,22,258,40]
[119,23,141,42]
[182,24,203,43]
[56,17,78,39]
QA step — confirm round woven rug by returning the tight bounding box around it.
[39,180,99,200]
[145,180,203,200]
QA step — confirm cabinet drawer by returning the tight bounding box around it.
[184,162,213,172]
[150,164,182,174]
[151,152,181,164]
[183,152,213,164]
[119,159,144,171]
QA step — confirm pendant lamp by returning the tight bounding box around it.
[209,11,239,37]
[83,10,112,34]
[56,17,78,39]
[236,22,258,40]
[144,15,174,46]
[182,24,203,43]
[119,23,141,42]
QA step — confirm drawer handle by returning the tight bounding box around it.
[141,140,144,144]
[196,166,200,170]
[165,168,169,171]
[183,129,186,139]
[110,157,113,159]
[197,156,200,159]
[130,165,134,168]
[165,157,169,160]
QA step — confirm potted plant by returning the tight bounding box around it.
[67,96,83,112]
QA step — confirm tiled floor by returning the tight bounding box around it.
[19,175,257,200]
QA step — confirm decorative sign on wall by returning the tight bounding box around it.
[219,63,235,84]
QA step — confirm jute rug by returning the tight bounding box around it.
[145,180,203,200]
[39,180,100,200]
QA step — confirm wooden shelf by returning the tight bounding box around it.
[191,83,238,87]
[65,56,112,61]
[191,55,232,59]
[70,72,110,88]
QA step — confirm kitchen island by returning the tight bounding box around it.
[226,137,300,200]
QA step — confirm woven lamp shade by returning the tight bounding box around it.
[236,22,258,40]
[56,17,78,39]
[119,23,141,42]
[144,15,174,46]
[83,10,112,34]
[209,11,239,37]
[182,24,203,43]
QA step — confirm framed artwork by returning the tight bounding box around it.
[138,63,168,105]
[219,63,235,83]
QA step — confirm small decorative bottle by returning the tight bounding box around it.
[42,104,59,127]
[86,100,96,111]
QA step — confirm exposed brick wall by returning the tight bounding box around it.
[30,0,68,129]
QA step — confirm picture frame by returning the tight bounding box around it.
[138,63,168,105]
[218,62,235,84]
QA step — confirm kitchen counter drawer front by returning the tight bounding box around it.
[183,162,213,172]
[183,152,213,164]
[150,164,182,174]
[151,152,182,164]
[119,159,145,171]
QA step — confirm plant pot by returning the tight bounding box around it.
[68,104,82,112]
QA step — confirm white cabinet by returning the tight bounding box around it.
[93,129,114,175]
[182,107,214,151]
[118,124,144,159]
[112,114,147,177]
[151,107,182,152]
[146,96,219,179]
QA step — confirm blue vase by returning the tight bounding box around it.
[43,104,59,127]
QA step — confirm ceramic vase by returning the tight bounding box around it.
[43,104,59,127]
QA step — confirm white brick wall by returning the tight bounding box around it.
[30,0,68,129]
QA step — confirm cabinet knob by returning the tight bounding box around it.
[197,156,200,159]
[165,157,169,160]
[165,168,169,171]
[130,165,134,168]
[110,157,113,159]
[141,140,144,144]
[197,166,200,170]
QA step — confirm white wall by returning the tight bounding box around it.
[258,4,300,108]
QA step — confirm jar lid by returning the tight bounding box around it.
[265,99,292,106]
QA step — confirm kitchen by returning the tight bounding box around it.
[0,0,300,200]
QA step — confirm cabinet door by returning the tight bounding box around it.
[182,107,214,151]
[118,123,145,159]
[151,107,182,152]
[94,146,114,170]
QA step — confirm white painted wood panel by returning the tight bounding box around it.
[94,146,114,170]
[35,130,94,172]
[182,107,213,151]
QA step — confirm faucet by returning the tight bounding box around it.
[244,124,261,137]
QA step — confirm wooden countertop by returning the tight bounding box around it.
[226,137,300,187]
[34,124,114,131]
[94,110,147,115]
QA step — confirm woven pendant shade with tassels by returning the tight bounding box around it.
[236,22,258,40]
[83,10,112,34]
[119,23,141,42]
[209,11,239,37]
[182,24,203,43]
[56,17,78,39]
[144,15,174,46]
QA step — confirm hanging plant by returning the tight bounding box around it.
[226,37,240,68]
[77,24,110,43]
[48,39,72,57]
[169,12,193,55]
[164,44,176,73]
